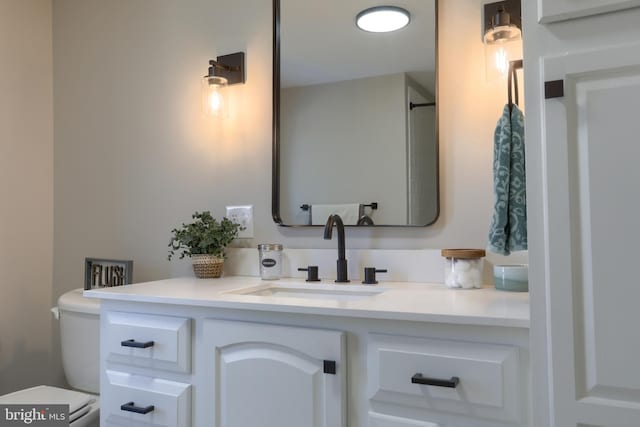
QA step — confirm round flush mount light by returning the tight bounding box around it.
[356,6,411,33]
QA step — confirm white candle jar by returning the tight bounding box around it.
[441,249,486,289]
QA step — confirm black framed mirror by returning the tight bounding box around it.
[273,0,439,227]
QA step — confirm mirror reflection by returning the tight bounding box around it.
[274,0,438,226]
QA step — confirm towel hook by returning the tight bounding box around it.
[508,59,523,111]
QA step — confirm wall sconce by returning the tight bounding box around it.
[483,0,522,80]
[202,52,245,117]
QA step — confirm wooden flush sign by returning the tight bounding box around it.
[84,258,133,290]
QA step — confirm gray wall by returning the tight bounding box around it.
[51,0,511,286]
[280,73,407,225]
[51,0,514,384]
[0,0,54,394]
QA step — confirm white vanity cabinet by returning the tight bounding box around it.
[90,279,530,427]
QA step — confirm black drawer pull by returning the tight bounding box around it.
[411,373,460,388]
[121,339,154,349]
[120,402,155,414]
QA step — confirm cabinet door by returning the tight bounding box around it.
[538,0,640,23]
[540,42,640,427]
[199,319,345,427]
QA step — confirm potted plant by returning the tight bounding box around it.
[168,211,242,278]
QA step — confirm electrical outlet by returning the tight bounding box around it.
[226,205,254,238]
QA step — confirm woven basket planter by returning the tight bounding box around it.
[191,254,224,279]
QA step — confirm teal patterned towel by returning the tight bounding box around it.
[488,104,527,255]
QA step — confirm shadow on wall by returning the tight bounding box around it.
[49,320,69,391]
[0,340,52,396]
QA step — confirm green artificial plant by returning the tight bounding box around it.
[168,211,241,260]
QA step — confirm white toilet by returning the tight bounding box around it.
[0,288,100,427]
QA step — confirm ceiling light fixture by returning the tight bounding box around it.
[356,6,410,33]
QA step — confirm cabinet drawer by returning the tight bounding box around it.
[367,334,521,423]
[102,370,190,427]
[104,311,191,373]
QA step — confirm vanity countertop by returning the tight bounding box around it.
[84,276,529,328]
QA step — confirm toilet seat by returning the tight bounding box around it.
[0,385,99,425]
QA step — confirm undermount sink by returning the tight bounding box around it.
[227,283,386,302]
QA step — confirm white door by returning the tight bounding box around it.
[536,42,640,427]
[198,319,345,427]
[537,0,640,23]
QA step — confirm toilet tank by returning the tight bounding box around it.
[57,288,100,394]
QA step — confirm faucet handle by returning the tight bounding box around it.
[298,266,321,282]
[362,267,388,285]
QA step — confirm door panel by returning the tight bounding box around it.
[219,344,322,427]
[199,319,345,427]
[543,42,640,426]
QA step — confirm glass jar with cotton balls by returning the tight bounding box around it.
[441,249,486,289]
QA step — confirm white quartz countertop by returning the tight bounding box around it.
[84,276,530,328]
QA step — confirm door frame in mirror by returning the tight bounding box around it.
[271,0,439,227]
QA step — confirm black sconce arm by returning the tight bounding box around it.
[209,59,240,72]
[206,52,246,85]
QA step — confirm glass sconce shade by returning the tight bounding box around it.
[202,75,228,117]
[484,23,521,44]
[483,3,522,80]
[484,34,522,79]
[484,24,522,80]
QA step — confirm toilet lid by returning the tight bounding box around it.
[69,404,92,423]
[0,385,95,416]
[58,288,100,315]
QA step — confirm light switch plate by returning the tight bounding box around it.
[226,205,254,238]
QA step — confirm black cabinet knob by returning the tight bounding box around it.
[298,266,320,282]
[362,267,387,284]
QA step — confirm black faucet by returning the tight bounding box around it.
[324,214,349,283]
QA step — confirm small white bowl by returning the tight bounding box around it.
[493,264,528,292]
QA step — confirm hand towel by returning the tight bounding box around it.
[311,203,361,225]
[488,104,527,255]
